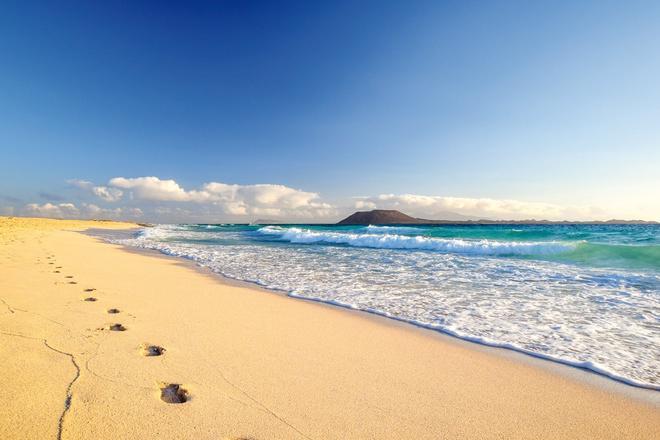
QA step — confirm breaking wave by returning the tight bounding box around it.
[258,226,576,256]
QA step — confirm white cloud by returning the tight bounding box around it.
[57,176,629,221]
[126,207,144,217]
[68,179,124,202]
[81,204,142,219]
[67,179,94,190]
[91,186,123,202]
[13,175,647,222]
[354,194,600,221]
[23,202,80,218]
[20,202,144,220]
[81,203,122,218]
[109,177,202,202]
[201,182,333,216]
[105,176,336,219]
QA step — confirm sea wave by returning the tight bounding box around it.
[110,224,660,390]
[566,242,660,270]
[258,226,576,256]
[362,225,427,234]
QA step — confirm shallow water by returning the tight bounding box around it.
[111,223,660,389]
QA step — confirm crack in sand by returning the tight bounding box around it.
[82,337,152,392]
[1,302,71,332]
[0,331,81,440]
[0,297,15,313]
[0,330,40,341]
[43,340,80,440]
[203,360,314,440]
[84,359,153,391]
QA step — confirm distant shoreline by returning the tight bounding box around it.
[248,220,660,226]
[341,220,660,225]
[335,209,659,226]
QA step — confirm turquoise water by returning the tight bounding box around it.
[114,223,660,389]
[259,223,660,271]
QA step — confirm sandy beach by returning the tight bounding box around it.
[0,217,658,440]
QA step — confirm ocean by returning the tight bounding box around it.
[111,223,660,389]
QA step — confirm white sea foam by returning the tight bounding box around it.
[113,224,660,390]
[362,225,427,234]
[258,226,576,256]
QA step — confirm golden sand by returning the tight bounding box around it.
[1,217,658,439]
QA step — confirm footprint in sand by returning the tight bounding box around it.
[83,297,97,302]
[54,270,60,273]
[104,323,126,331]
[68,281,78,285]
[65,276,74,278]
[84,288,96,292]
[159,383,188,404]
[107,308,120,314]
[140,343,165,356]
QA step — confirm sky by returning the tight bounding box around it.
[1,0,659,222]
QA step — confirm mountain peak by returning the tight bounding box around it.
[337,210,421,225]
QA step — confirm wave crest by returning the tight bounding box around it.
[258,226,576,256]
[362,225,426,234]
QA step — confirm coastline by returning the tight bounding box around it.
[1,217,658,439]
[100,225,660,394]
[106,229,660,404]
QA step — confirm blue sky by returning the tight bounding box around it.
[1,0,659,221]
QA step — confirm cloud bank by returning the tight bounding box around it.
[107,176,335,218]
[58,176,337,221]
[354,194,603,221]
[1,176,628,223]
[21,202,143,220]
[23,202,80,218]
[67,179,124,202]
